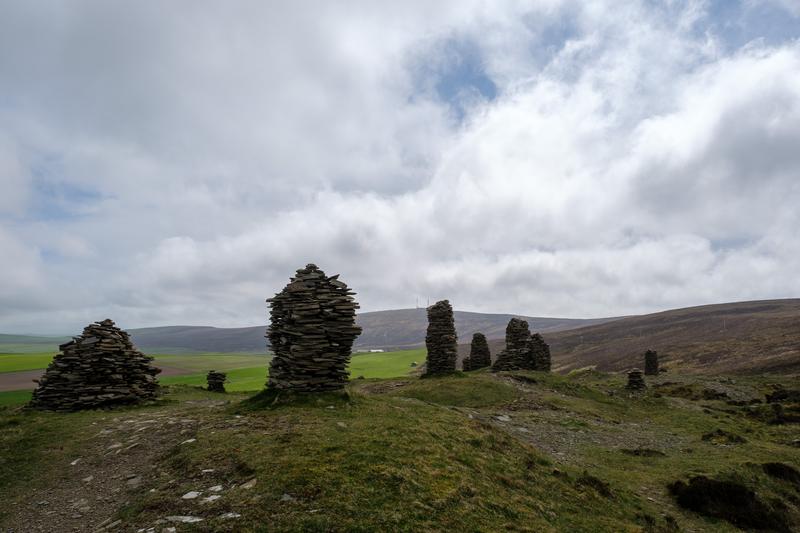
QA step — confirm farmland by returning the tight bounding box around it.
[0,349,425,405]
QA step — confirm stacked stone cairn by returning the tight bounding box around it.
[530,333,552,372]
[424,300,458,376]
[28,319,160,411]
[626,369,647,390]
[266,264,362,392]
[206,370,227,392]
[492,318,532,371]
[644,349,659,376]
[464,332,491,371]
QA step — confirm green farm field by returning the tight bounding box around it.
[0,349,426,405]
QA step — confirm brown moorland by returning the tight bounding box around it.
[463,299,800,375]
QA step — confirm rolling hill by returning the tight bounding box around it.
[469,299,800,375]
[119,310,616,354]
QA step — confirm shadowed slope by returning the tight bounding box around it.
[473,299,800,375]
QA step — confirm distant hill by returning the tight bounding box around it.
[354,309,616,351]
[469,299,800,375]
[121,309,616,354]
[0,334,70,354]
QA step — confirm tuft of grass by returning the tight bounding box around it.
[0,390,32,407]
[0,354,55,373]
[391,373,519,408]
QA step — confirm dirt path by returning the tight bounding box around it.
[0,370,43,392]
[2,399,233,532]
[0,365,192,392]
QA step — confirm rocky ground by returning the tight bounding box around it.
[2,371,799,532]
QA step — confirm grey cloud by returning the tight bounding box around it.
[1,1,799,333]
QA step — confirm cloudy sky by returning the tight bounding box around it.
[2,0,800,333]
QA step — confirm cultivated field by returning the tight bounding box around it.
[0,349,426,405]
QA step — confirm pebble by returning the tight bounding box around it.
[180,438,196,445]
[82,475,94,483]
[202,495,222,503]
[240,478,257,490]
[165,516,203,523]
[181,491,202,500]
[281,493,295,502]
[70,458,81,466]
[220,512,241,519]
[495,415,511,422]
[336,422,347,428]
[208,485,223,492]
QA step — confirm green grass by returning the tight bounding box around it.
[121,387,639,532]
[1,372,799,530]
[0,353,55,373]
[158,349,425,392]
[160,365,268,391]
[0,350,426,406]
[393,371,520,408]
[349,348,425,378]
[0,390,32,407]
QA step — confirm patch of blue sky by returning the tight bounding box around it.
[521,7,581,66]
[28,155,105,221]
[412,37,497,122]
[704,0,800,50]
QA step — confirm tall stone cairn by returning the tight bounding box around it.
[529,333,552,372]
[468,332,492,370]
[626,369,647,390]
[28,319,160,411]
[644,349,659,376]
[206,370,227,393]
[267,264,362,392]
[424,300,458,376]
[492,318,532,371]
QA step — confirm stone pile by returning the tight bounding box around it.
[206,370,227,392]
[492,318,532,371]
[267,264,362,392]
[626,369,647,390]
[424,300,458,376]
[464,332,491,371]
[530,333,551,372]
[644,350,659,376]
[28,319,160,411]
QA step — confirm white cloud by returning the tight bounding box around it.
[1,1,799,332]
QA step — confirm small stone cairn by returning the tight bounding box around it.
[492,318,532,371]
[266,264,362,392]
[644,349,659,376]
[465,332,491,371]
[626,369,647,390]
[28,319,160,411]
[529,333,551,372]
[424,300,458,376]
[206,370,227,392]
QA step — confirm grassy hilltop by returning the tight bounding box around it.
[1,369,799,532]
